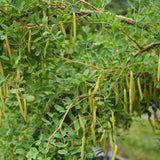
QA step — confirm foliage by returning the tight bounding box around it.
[0,0,160,159]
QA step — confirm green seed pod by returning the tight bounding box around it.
[81,135,85,160]
[149,82,152,100]
[111,144,118,160]
[91,123,96,145]
[124,88,128,111]
[129,88,133,113]
[44,39,50,58]
[111,111,115,134]
[0,87,5,113]
[137,77,143,101]
[23,97,27,122]
[59,21,67,37]
[125,74,130,90]
[16,92,24,117]
[28,29,31,53]
[108,121,113,148]
[114,85,119,105]
[130,71,135,102]
[158,56,160,81]
[5,34,11,58]
[73,10,76,40]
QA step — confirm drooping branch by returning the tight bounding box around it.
[127,43,160,63]
[46,93,96,147]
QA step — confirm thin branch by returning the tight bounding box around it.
[55,55,111,72]
[46,93,96,147]
[39,0,65,10]
[0,8,8,15]
[127,43,160,63]
[78,0,101,12]
[119,27,142,49]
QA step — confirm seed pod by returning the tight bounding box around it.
[124,88,128,111]
[23,97,27,122]
[81,135,85,160]
[100,129,105,142]
[129,88,133,113]
[16,92,24,117]
[114,85,119,105]
[93,104,96,124]
[70,23,73,44]
[137,77,143,101]
[102,138,107,153]
[149,82,152,100]
[59,21,67,37]
[0,87,5,113]
[108,121,113,148]
[88,89,93,112]
[111,144,118,160]
[111,111,115,134]
[79,115,85,132]
[72,10,76,40]
[144,83,147,102]
[44,39,50,57]
[5,34,11,58]
[102,22,105,35]
[148,117,155,131]
[158,56,160,81]
[93,74,102,92]
[91,123,96,145]
[130,71,135,102]
[0,62,4,75]
[28,29,31,53]
[0,108,2,128]
[125,74,130,90]
[41,54,45,76]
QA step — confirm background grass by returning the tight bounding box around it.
[117,117,160,160]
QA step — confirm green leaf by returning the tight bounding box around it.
[58,149,68,155]
[54,142,67,148]
[16,148,26,155]
[54,104,65,113]
[23,95,35,102]
[26,147,38,159]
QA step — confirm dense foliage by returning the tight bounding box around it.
[0,0,160,159]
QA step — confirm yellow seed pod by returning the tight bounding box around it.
[144,83,147,102]
[100,129,105,142]
[111,111,115,133]
[16,92,24,117]
[59,21,67,37]
[114,85,119,105]
[108,121,113,148]
[28,29,31,53]
[149,82,152,100]
[124,88,128,111]
[5,34,11,58]
[125,74,130,90]
[0,87,5,113]
[129,88,133,113]
[41,54,45,76]
[91,123,96,145]
[111,144,118,160]
[0,108,2,128]
[137,77,143,101]
[93,74,102,93]
[79,115,85,132]
[93,104,96,124]
[72,10,76,40]
[70,23,73,44]
[81,135,85,160]
[0,62,4,75]
[158,56,160,81]
[88,89,93,113]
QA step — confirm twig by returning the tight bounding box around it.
[119,27,142,49]
[78,0,101,12]
[0,8,8,15]
[55,55,111,72]
[39,0,65,10]
[46,93,96,147]
[127,43,160,63]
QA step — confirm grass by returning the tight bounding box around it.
[116,117,160,160]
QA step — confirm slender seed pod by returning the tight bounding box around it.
[111,144,118,160]
[102,22,105,35]
[0,62,4,75]
[0,62,5,96]
[0,109,2,128]
[59,21,67,37]
[125,74,130,90]
[144,83,147,102]
[130,71,135,102]
[79,115,85,132]
[72,10,76,40]
[108,121,113,148]
[100,129,105,142]
[0,87,5,113]
[102,138,107,153]
[44,39,49,58]
[93,105,96,124]
[111,111,115,133]
[88,89,93,112]
[158,56,160,81]
[81,134,85,160]
[16,67,20,87]
[93,74,102,92]
[70,23,73,44]
[129,88,133,113]
[137,77,143,101]
[41,54,45,76]
[6,82,9,95]
[114,85,119,105]
[28,29,31,53]
[91,123,96,145]
[23,97,27,122]
[124,88,128,111]
[148,117,155,131]
[16,92,24,117]
[149,82,152,100]
[5,34,11,58]
[120,76,123,93]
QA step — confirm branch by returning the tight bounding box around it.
[127,43,160,63]
[78,0,101,12]
[55,55,111,72]
[119,27,142,49]
[0,8,8,15]
[46,93,96,147]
